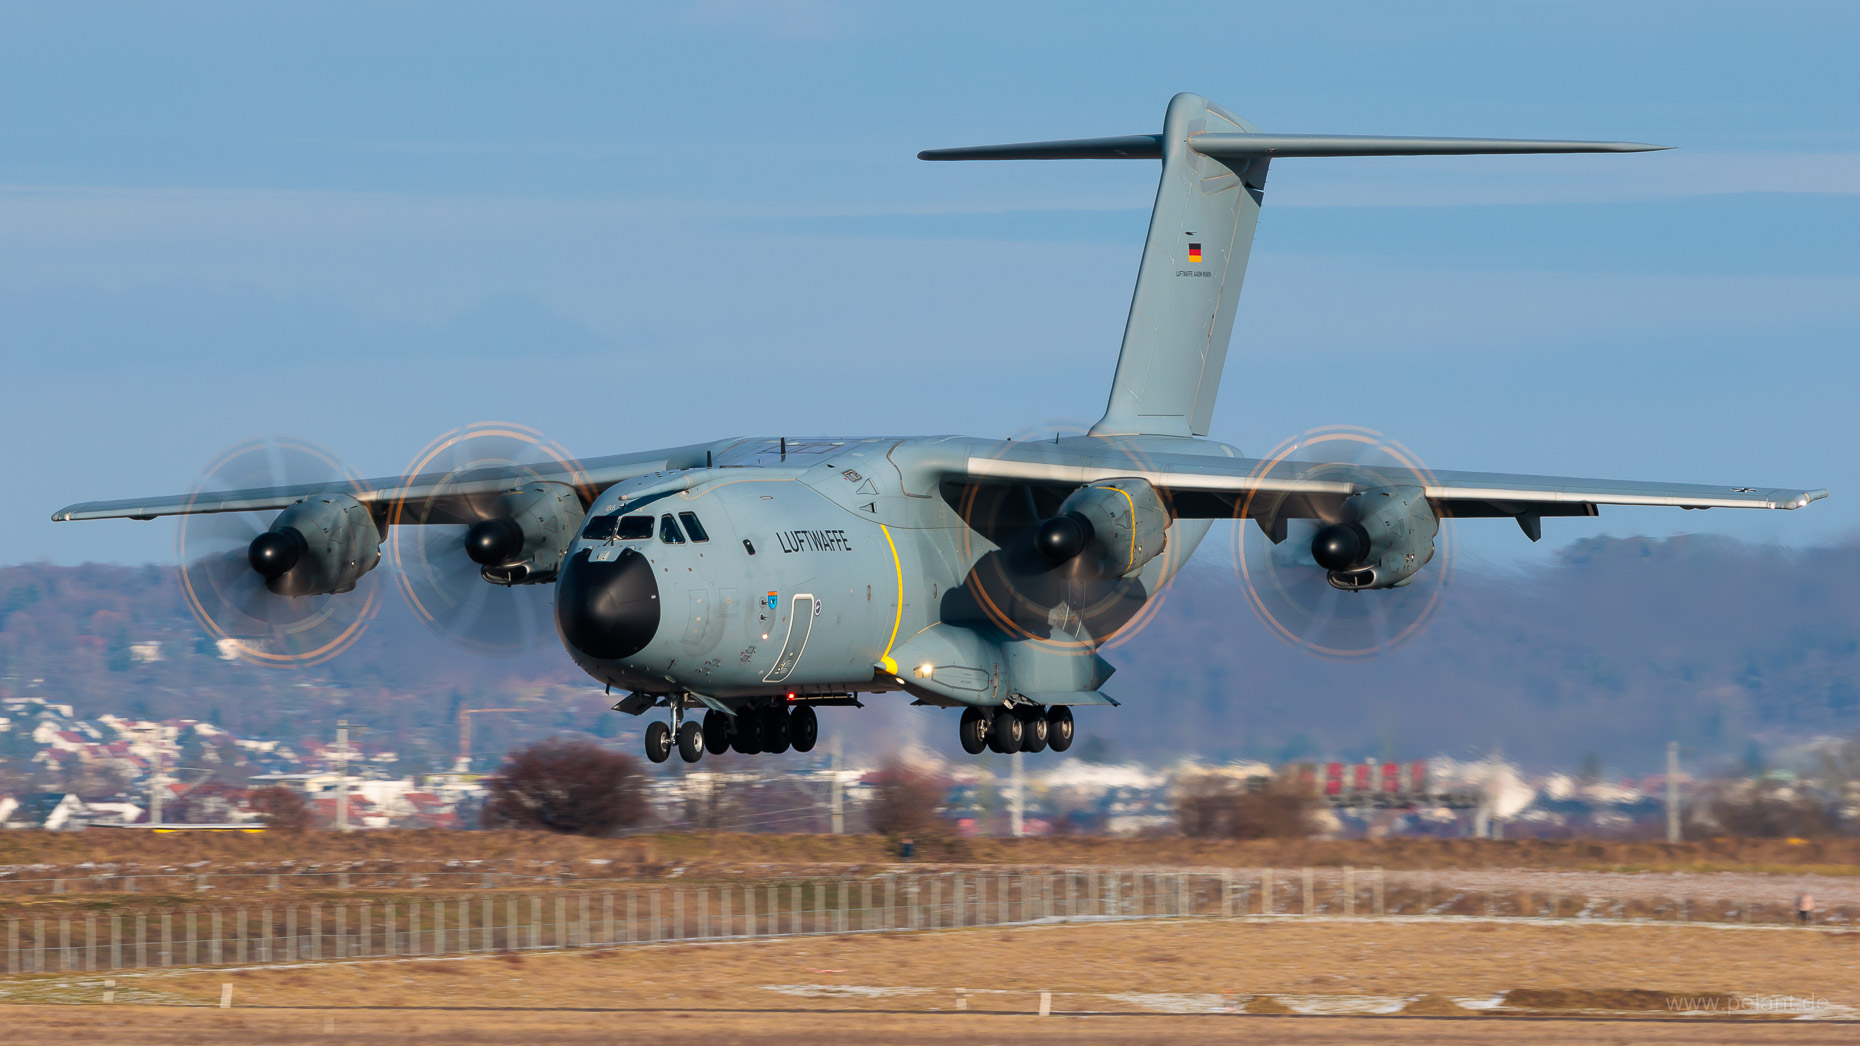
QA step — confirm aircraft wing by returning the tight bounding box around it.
[50,443,715,524]
[955,440,1827,527]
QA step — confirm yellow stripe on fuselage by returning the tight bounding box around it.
[878,523,904,674]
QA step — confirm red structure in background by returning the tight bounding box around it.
[1287,759,1476,810]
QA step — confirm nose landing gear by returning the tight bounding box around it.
[675,721,704,763]
[644,703,704,764]
[644,720,673,763]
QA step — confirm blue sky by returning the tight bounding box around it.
[4,1,1856,571]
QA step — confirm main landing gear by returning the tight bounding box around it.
[957,704,1073,756]
[644,700,819,764]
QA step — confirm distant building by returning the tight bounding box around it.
[6,793,91,830]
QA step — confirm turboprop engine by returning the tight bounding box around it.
[459,482,584,585]
[1308,485,1438,590]
[246,493,383,597]
[1034,477,1170,578]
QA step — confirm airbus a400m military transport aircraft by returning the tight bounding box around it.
[54,94,1827,765]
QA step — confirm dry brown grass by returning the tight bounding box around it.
[1503,988,1736,1012]
[5,830,1858,879]
[0,1008,1843,1045]
[11,917,1845,1013]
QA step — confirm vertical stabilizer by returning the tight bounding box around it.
[918,95,1666,438]
[1092,93,1265,437]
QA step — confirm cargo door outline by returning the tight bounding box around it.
[762,593,815,683]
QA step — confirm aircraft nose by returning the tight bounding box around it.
[555,547,660,660]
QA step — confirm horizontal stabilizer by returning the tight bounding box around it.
[1189,133,1669,158]
[919,132,1666,162]
[918,135,1162,161]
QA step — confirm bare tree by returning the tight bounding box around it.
[249,785,313,833]
[482,737,648,836]
[1177,774,1316,840]
[865,759,958,851]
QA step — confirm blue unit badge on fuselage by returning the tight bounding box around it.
[766,591,778,610]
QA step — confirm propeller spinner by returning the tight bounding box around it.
[176,437,382,667]
[388,422,588,655]
[1232,426,1455,660]
[954,419,1179,652]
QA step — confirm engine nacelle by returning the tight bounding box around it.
[1035,477,1169,578]
[246,493,382,597]
[462,482,585,585]
[1309,485,1437,590]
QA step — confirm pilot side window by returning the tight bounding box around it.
[582,514,619,539]
[660,514,687,544]
[678,512,710,543]
[615,515,655,540]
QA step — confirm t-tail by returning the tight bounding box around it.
[920,92,1667,438]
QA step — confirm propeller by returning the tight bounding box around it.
[176,437,380,667]
[952,419,1179,653]
[387,422,586,655]
[1231,426,1455,660]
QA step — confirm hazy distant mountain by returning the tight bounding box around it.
[2,534,1855,774]
[1107,534,1860,772]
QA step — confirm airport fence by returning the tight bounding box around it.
[2,866,1852,975]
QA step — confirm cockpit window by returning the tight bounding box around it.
[677,512,710,543]
[582,514,619,539]
[615,515,655,540]
[659,514,687,544]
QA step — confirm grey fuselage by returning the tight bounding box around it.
[555,433,1232,710]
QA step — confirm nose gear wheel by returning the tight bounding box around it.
[644,720,672,764]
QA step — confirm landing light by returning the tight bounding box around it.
[914,663,935,679]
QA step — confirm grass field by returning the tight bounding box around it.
[5,917,1855,1014]
[5,830,1859,880]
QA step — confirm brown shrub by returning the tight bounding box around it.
[481,737,648,836]
[864,759,961,855]
[248,785,313,833]
[1176,774,1316,840]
